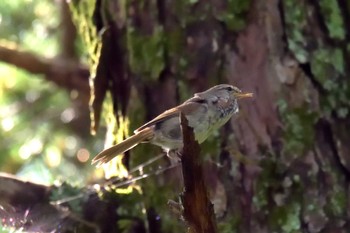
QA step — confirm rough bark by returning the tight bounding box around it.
[71,0,350,232]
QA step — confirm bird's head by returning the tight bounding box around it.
[199,84,253,100]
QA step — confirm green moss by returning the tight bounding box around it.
[175,0,250,31]
[267,200,302,233]
[278,100,319,155]
[166,29,183,58]
[216,0,250,31]
[319,0,345,40]
[174,0,204,27]
[127,26,165,80]
[253,164,272,210]
[283,0,309,63]
[310,47,350,117]
[326,184,347,216]
[218,216,240,233]
[253,188,269,211]
[280,203,302,233]
[284,0,349,118]
[311,48,344,86]
[254,157,304,232]
[253,156,280,211]
[165,29,189,77]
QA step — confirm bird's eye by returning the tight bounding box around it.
[225,86,241,93]
[225,86,234,91]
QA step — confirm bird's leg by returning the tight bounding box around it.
[176,150,183,158]
[166,149,181,164]
[167,199,184,221]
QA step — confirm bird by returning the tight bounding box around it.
[92,84,253,166]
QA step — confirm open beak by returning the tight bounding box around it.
[233,92,254,99]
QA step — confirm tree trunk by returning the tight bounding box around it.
[74,0,350,232]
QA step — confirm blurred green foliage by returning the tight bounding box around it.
[0,0,98,186]
[0,0,59,56]
[0,1,102,230]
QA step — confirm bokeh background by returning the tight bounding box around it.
[0,0,98,185]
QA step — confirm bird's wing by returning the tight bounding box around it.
[134,107,180,133]
[134,96,206,133]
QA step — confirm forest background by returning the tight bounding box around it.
[0,0,349,232]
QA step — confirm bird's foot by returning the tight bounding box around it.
[166,150,181,165]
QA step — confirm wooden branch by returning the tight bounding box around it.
[0,173,98,232]
[180,113,218,233]
[0,44,90,100]
[0,173,128,233]
[58,0,78,60]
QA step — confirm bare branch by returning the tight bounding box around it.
[58,0,78,60]
[0,173,99,232]
[0,44,90,100]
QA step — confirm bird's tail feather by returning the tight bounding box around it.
[92,128,154,166]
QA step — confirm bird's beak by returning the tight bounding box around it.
[233,92,254,99]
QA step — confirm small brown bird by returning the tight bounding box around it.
[92,84,253,166]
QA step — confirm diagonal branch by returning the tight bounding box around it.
[0,44,90,101]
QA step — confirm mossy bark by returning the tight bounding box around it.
[74,0,350,232]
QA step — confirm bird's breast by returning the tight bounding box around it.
[190,100,237,143]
